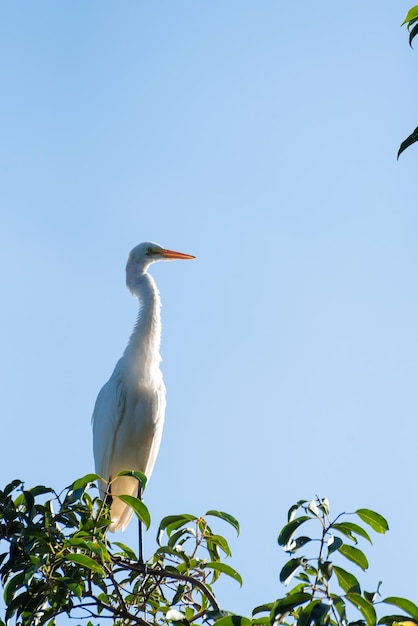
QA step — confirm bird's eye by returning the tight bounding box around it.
[146,247,154,256]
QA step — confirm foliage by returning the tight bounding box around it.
[398,6,418,157]
[0,473,240,625]
[0,479,417,626]
[245,498,417,626]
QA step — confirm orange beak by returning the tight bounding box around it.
[160,248,195,260]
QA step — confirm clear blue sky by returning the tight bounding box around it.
[1,0,417,620]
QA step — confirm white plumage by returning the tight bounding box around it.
[92,242,194,531]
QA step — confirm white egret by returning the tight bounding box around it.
[92,242,195,539]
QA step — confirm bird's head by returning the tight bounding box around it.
[126,241,195,291]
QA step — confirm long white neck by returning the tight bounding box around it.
[124,272,162,381]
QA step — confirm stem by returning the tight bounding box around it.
[119,560,221,612]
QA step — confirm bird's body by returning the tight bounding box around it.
[92,242,194,532]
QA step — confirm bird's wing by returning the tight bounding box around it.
[105,385,166,532]
[91,359,126,498]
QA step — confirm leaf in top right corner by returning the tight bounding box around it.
[382,598,418,622]
[401,6,418,27]
[355,509,389,534]
[205,510,240,536]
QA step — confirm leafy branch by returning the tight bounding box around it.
[0,475,239,625]
[1,479,418,626]
[398,6,418,157]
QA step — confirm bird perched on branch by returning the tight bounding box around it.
[92,242,195,535]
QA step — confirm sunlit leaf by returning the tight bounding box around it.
[207,534,232,557]
[277,516,311,546]
[205,562,242,586]
[383,598,418,622]
[401,6,418,26]
[333,565,361,593]
[66,553,105,575]
[356,509,388,533]
[158,514,197,534]
[71,474,102,491]
[214,616,251,626]
[332,521,372,544]
[206,510,240,535]
[346,592,377,626]
[117,495,150,529]
[112,542,137,560]
[378,615,418,625]
[338,544,368,570]
[116,470,147,490]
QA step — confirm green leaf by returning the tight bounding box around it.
[271,592,312,621]
[287,500,308,522]
[382,598,418,622]
[207,534,232,557]
[409,22,418,47]
[118,495,150,529]
[28,485,55,497]
[346,592,377,626]
[60,576,84,598]
[356,509,389,533]
[288,536,311,553]
[66,553,105,575]
[311,602,331,625]
[296,600,326,626]
[327,536,343,554]
[280,558,302,585]
[252,604,274,616]
[3,480,23,497]
[319,560,333,580]
[3,572,24,605]
[333,565,361,594]
[168,527,193,549]
[378,614,418,625]
[277,516,311,546]
[401,6,418,26]
[214,617,251,626]
[116,470,148,490]
[71,474,102,490]
[398,126,418,159]
[338,544,368,570]
[158,514,197,533]
[206,510,240,535]
[275,592,312,609]
[332,521,372,544]
[205,562,242,586]
[332,596,347,623]
[112,542,137,560]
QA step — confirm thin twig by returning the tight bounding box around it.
[117,559,221,612]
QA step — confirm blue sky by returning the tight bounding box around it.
[1,0,418,619]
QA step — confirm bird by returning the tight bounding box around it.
[92,242,195,537]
